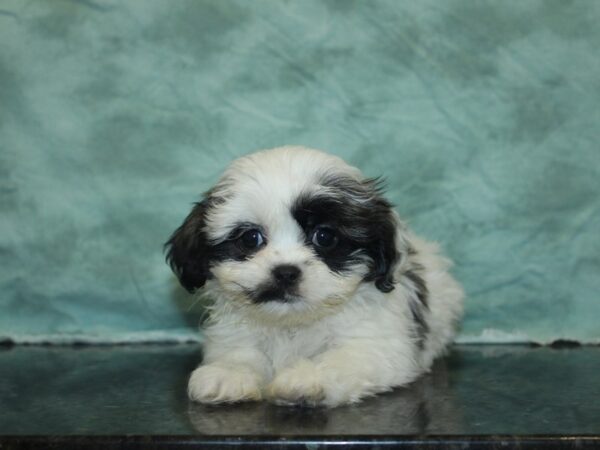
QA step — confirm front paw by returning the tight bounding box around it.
[266,360,326,407]
[188,363,264,404]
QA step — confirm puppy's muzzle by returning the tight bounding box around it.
[251,264,302,303]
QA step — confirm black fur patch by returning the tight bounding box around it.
[291,174,399,292]
[247,283,299,303]
[210,222,266,263]
[164,200,213,293]
[403,266,429,345]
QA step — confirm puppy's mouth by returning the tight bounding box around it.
[249,284,300,304]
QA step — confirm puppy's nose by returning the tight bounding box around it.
[272,264,301,285]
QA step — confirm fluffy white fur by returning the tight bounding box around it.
[169,146,463,407]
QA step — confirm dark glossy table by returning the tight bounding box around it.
[1,344,599,448]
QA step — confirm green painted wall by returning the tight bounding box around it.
[1,0,599,343]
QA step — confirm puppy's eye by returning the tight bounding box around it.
[311,226,338,250]
[239,229,265,250]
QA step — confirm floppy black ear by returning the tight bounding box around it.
[164,201,211,293]
[363,195,399,293]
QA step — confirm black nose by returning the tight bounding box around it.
[272,264,301,285]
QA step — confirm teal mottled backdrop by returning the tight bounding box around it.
[1,0,599,344]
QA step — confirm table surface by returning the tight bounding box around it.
[1,343,599,448]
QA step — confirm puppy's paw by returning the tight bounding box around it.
[267,360,326,407]
[188,363,264,404]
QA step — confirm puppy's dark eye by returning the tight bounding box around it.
[311,226,338,250]
[239,229,265,250]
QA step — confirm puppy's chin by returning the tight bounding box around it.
[249,292,350,326]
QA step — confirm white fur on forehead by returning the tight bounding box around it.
[204,146,364,241]
[227,146,362,184]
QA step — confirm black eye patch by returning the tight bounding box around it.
[290,174,398,288]
[209,222,266,263]
[292,197,370,273]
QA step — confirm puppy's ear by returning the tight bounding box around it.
[363,193,399,293]
[164,201,211,293]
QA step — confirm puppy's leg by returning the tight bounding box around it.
[189,323,271,404]
[268,339,420,407]
[266,358,326,406]
[188,363,264,404]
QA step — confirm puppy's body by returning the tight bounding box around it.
[167,146,463,407]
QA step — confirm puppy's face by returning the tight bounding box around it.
[166,147,399,323]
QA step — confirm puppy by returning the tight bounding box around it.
[166,146,463,407]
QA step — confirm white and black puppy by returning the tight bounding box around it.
[166,146,463,407]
